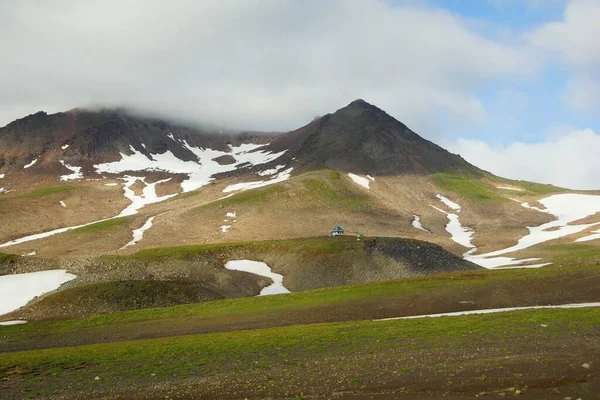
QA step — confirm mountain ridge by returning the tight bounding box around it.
[0,99,480,180]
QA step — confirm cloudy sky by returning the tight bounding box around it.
[1,0,599,189]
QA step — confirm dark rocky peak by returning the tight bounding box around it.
[266,100,480,176]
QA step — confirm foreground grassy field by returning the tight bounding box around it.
[1,247,599,399]
[2,263,599,349]
[1,307,599,399]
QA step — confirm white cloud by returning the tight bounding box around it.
[447,128,600,190]
[0,0,533,134]
[528,0,600,111]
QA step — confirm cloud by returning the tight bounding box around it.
[446,128,600,190]
[0,0,533,134]
[528,0,600,111]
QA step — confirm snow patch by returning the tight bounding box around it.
[347,173,370,189]
[220,225,231,233]
[576,228,600,243]
[0,320,27,326]
[516,200,547,213]
[59,160,83,181]
[493,263,552,269]
[95,143,287,193]
[0,270,76,316]
[118,176,176,217]
[497,186,524,191]
[412,215,429,232]
[224,260,290,295]
[436,194,461,211]
[375,302,600,321]
[432,197,474,248]
[467,193,600,268]
[367,175,375,181]
[258,164,286,176]
[223,167,293,193]
[121,215,156,249]
[226,212,237,219]
[59,201,66,208]
[104,183,119,187]
[61,144,69,150]
[21,251,36,256]
[0,174,4,179]
[0,177,176,248]
[23,159,37,169]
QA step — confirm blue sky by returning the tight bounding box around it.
[425,0,566,29]
[385,0,598,145]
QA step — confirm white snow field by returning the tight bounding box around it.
[220,225,231,233]
[347,173,370,189]
[223,167,293,193]
[367,175,375,181]
[118,176,176,217]
[23,158,37,169]
[121,215,157,249]
[258,164,286,176]
[224,260,290,296]
[411,215,429,232]
[576,228,600,243]
[0,270,76,316]
[467,193,600,268]
[59,160,83,181]
[95,142,287,193]
[0,320,27,326]
[436,194,461,211]
[375,302,600,321]
[431,196,474,249]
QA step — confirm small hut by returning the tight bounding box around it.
[330,225,345,236]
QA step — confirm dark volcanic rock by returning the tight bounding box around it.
[212,155,237,165]
[0,108,276,171]
[363,237,480,274]
[266,99,480,176]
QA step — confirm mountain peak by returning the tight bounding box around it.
[334,99,395,125]
[348,98,371,107]
[344,98,381,111]
[267,100,479,176]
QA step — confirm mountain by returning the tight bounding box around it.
[0,100,480,182]
[0,108,274,177]
[1,98,596,323]
[1,101,598,400]
[266,99,479,175]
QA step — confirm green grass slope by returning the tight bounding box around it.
[6,236,478,321]
[1,307,598,399]
[2,263,598,351]
[24,185,75,198]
